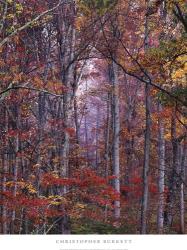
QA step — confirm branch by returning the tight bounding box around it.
[0,85,63,98]
[173,3,187,33]
[96,16,187,107]
[0,0,64,48]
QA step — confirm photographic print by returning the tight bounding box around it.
[0,0,187,249]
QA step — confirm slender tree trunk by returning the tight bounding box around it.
[73,95,80,168]
[61,20,76,186]
[166,112,179,229]
[104,92,111,178]
[95,105,100,171]
[84,108,89,167]
[156,0,167,234]
[74,96,80,145]
[11,109,19,234]
[141,82,151,234]
[104,93,111,221]
[180,175,185,234]
[111,61,120,220]
[140,1,151,234]
[57,1,76,234]
[157,102,165,234]
[180,139,186,234]
[2,107,8,234]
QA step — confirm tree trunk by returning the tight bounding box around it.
[166,112,180,229]
[11,108,20,234]
[141,82,151,234]
[179,139,186,234]
[95,105,100,171]
[157,102,165,234]
[104,92,111,178]
[57,1,76,234]
[2,107,8,234]
[140,4,151,233]
[111,61,120,220]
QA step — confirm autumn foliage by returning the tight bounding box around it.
[0,0,187,234]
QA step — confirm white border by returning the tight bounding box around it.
[0,235,186,250]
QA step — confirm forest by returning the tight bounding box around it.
[0,0,187,234]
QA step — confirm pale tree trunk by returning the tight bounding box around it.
[180,179,185,233]
[141,82,151,234]
[11,107,20,234]
[111,61,120,220]
[104,92,111,178]
[84,81,90,167]
[74,96,80,145]
[166,112,179,229]
[2,107,8,234]
[95,105,100,171]
[73,95,80,168]
[19,138,28,234]
[35,92,46,234]
[104,93,111,221]
[73,60,87,147]
[141,3,151,233]
[37,92,45,196]
[180,138,186,234]
[84,107,89,167]
[157,0,167,234]
[157,102,165,234]
[57,1,76,234]
[61,20,76,186]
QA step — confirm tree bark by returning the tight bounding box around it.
[2,107,8,234]
[140,2,151,233]
[57,1,76,234]
[111,61,120,220]
[166,112,179,229]
[140,82,151,234]
[157,102,165,234]
[11,106,20,234]
[95,105,100,171]
[179,139,186,234]
[104,92,111,178]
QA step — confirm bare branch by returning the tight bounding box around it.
[0,85,63,98]
[0,1,64,48]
